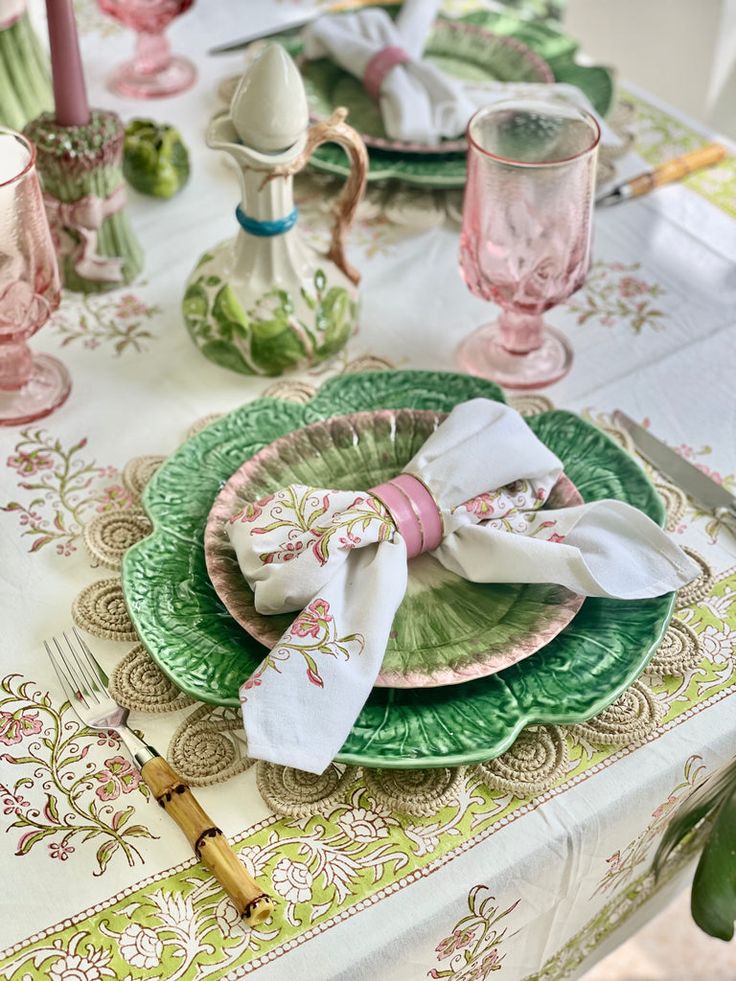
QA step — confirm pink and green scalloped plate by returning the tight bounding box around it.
[203,409,585,688]
[122,371,673,769]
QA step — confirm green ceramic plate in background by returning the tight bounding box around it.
[302,20,553,155]
[123,371,672,768]
[278,9,615,187]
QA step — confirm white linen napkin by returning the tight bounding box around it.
[227,400,698,774]
[302,3,618,146]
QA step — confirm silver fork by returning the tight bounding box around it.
[45,628,273,925]
[45,629,157,767]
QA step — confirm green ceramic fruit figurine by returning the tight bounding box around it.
[183,44,368,377]
[123,118,190,199]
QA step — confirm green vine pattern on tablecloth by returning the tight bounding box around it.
[593,754,706,896]
[1,566,735,979]
[50,291,161,356]
[0,675,156,876]
[566,261,666,333]
[1,429,134,556]
[428,887,520,979]
[623,88,736,220]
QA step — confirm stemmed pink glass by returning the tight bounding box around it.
[97,0,197,99]
[458,99,600,389]
[0,129,70,426]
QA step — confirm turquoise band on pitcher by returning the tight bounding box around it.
[235,205,298,237]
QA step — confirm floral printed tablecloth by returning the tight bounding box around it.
[2,2,736,979]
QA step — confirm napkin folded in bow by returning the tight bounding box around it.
[303,0,618,146]
[227,400,698,774]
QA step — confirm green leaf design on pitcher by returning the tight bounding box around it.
[182,265,358,376]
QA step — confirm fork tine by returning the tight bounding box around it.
[63,631,102,704]
[46,638,89,709]
[73,627,111,692]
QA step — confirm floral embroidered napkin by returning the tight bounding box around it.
[227,400,697,773]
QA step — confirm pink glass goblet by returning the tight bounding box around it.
[458,99,600,389]
[97,0,197,99]
[0,129,70,426]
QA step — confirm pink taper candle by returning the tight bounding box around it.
[45,0,90,127]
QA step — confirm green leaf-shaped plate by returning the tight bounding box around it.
[122,371,673,768]
[302,19,553,155]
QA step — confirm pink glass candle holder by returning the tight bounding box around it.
[458,99,600,390]
[96,0,196,99]
[0,128,70,425]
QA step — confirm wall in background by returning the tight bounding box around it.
[564,0,736,139]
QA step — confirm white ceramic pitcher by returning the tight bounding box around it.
[183,44,368,377]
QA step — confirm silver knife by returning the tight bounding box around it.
[614,410,736,536]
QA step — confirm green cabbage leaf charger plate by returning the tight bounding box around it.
[122,371,673,768]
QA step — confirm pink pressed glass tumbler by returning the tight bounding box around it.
[0,129,70,426]
[458,99,600,389]
[97,0,196,99]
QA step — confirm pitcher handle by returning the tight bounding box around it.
[267,108,368,286]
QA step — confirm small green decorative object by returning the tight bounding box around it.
[24,110,144,294]
[123,118,190,199]
[0,6,53,131]
[184,44,368,377]
[122,370,674,769]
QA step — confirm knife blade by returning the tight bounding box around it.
[613,411,736,529]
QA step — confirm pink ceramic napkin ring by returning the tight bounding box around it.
[363,45,411,102]
[369,473,443,559]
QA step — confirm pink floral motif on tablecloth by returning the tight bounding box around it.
[50,289,160,355]
[93,756,142,801]
[428,885,520,979]
[593,754,706,896]
[0,674,156,875]
[1,429,134,556]
[0,708,43,745]
[566,260,666,333]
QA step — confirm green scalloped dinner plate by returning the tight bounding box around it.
[122,371,673,768]
[302,19,552,156]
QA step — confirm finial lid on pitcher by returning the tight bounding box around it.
[229,44,309,153]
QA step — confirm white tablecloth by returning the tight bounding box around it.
[1,3,735,979]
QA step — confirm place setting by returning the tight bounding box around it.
[1,0,735,977]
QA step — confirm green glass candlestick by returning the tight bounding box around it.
[0,7,53,131]
[24,109,143,293]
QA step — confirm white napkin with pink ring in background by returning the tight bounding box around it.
[303,0,619,145]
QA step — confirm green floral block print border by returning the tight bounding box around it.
[1,569,735,979]
[623,88,736,219]
[183,265,358,377]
